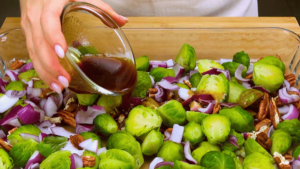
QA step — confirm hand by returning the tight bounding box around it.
[20,0,128,93]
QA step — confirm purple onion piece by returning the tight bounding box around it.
[173,64,185,78]
[76,106,105,125]
[17,104,40,124]
[198,102,214,114]
[0,130,6,139]
[78,138,98,154]
[24,150,44,169]
[5,70,19,81]
[70,154,76,169]
[0,95,19,113]
[149,61,168,70]
[154,162,174,169]
[51,127,75,138]
[169,124,184,144]
[20,62,33,73]
[149,157,164,169]
[163,76,178,83]
[282,104,299,120]
[228,135,239,147]
[184,141,197,164]
[20,133,40,143]
[235,64,250,82]
[75,124,94,134]
[158,79,180,91]
[165,59,174,68]
[0,105,22,125]
[220,102,239,108]
[278,105,291,114]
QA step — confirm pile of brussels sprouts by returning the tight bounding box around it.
[1,44,300,169]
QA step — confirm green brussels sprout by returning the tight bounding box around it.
[256,56,285,73]
[96,95,122,113]
[0,149,14,169]
[222,62,247,77]
[186,111,208,124]
[79,132,102,148]
[293,145,300,159]
[175,43,197,71]
[94,113,118,136]
[18,69,38,82]
[7,124,41,146]
[192,141,220,164]
[243,152,274,169]
[141,130,164,156]
[5,81,25,91]
[221,129,245,152]
[135,55,150,71]
[233,51,250,69]
[237,89,264,109]
[244,138,274,163]
[234,146,246,158]
[200,151,236,169]
[99,149,136,169]
[183,121,205,145]
[81,150,100,169]
[195,74,229,102]
[156,100,186,127]
[107,131,144,167]
[230,77,239,83]
[149,67,175,82]
[253,63,284,92]
[141,97,160,110]
[219,106,255,132]
[125,105,162,137]
[176,83,189,89]
[77,46,98,55]
[40,150,71,169]
[37,136,68,157]
[132,71,153,98]
[202,114,231,144]
[270,129,292,155]
[157,141,185,162]
[76,94,98,106]
[197,59,224,74]
[189,73,202,87]
[9,139,38,167]
[227,81,246,103]
[276,119,300,145]
[33,80,48,88]
[222,150,243,169]
[174,160,202,169]
[157,166,173,169]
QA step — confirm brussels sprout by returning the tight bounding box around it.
[230,77,239,83]
[256,56,285,73]
[40,150,71,169]
[81,150,100,169]
[244,138,274,163]
[243,152,274,169]
[141,97,160,110]
[186,111,208,124]
[96,95,122,113]
[202,114,231,144]
[26,58,32,63]
[176,83,189,89]
[221,129,245,152]
[157,166,173,169]
[94,114,118,136]
[189,73,202,87]
[7,124,41,146]
[222,150,243,169]
[222,62,247,77]
[0,149,14,169]
[228,81,246,103]
[77,46,98,54]
[175,43,197,71]
[293,145,300,159]
[233,51,250,69]
[5,81,25,91]
[136,55,150,71]
[200,151,236,169]
[237,89,264,109]
[79,132,102,148]
[157,141,185,162]
[270,129,292,155]
[9,139,38,167]
[99,149,136,169]
[219,106,255,132]
[197,59,224,74]
[183,121,205,145]
[253,63,284,92]
[33,80,48,88]
[76,94,99,106]
[174,160,202,169]
[195,74,229,102]
[276,119,300,145]
[18,69,38,82]
[149,67,175,82]
[37,136,68,157]
[106,131,144,167]
[141,130,164,156]
[132,71,153,98]
[192,141,220,164]
[156,100,186,127]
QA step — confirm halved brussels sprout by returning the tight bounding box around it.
[40,150,71,169]
[256,56,285,73]
[157,141,185,162]
[141,97,160,110]
[237,89,264,109]
[79,132,102,148]
[221,129,245,152]
[96,95,122,113]
[18,69,38,82]
[81,150,100,169]
[243,152,274,169]
[149,67,175,82]
[5,81,25,91]
[277,119,300,145]
[0,149,14,169]
[141,129,164,156]
[197,59,224,74]
[189,73,202,87]
[233,51,250,69]
[293,145,300,160]
[222,62,247,77]
[156,100,186,127]
[192,141,220,164]
[132,71,153,98]
[174,160,202,169]
[228,81,246,103]
[76,94,99,106]
[37,136,68,157]
[244,138,274,163]
[175,43,197,71]
[202,114,231,144]
[183,121,205,145]
[94,113,118,136]
[135,55,150,71]
[9,139,38,167]
[99,149,136,169]
[33,80,48,88]
[176,83,189,89]
[195,74,229,103]
[270,129,292,155]
[222,150,243,169]
[200,151,236,169]
[253,63,284,92]
[186,111,208,124]
[7,124,41,146]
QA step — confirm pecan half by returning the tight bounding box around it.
[274,156,291,169]
[213,103,221,114]
[44,116,62,124]
[167,91,174,101]
[255,119,271,131]
[257,92,269,121]
[70,134,85,150]
[183,80,192,88]
[166,128,173,133]
[8,127,18,135]
[0,138,11,152]
[64,98,78,112]
[284,73,296,86]
[256,132,272,150]
[40,88,55,98]
[82,156,96,167]
[245,74,253,79]
[149,88,158,94]
[270,97,283,129]
[9,60,25,70]
[57,110,76,127]
[117,114,126,130]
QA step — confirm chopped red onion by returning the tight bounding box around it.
[97,147,107,156]
[292,159,300,169]
[5,90,26,98]
[178,88,192,101]
[25,150,44,169]
[72,153,83,168]
[184,141,197,164]
[164,130,171,141]
[279,87,300,104]
[165,59,175,68]
[220,59,232,65]
[278,105,290,114]
[0,130,6,139]
[154,85,166,103]
[38,133,48,142]
[163,76,178,83]
[20,133,40,142]
[283,80,291,91]
[242,133,248,140]
[235,64,250,82]
[149,61,168,70]
[173,64,185,78]
[37,120,54,135]
[155,162,174,169]
[181,97,193,107]
[150,157,164,169]
[202,68,221,76]
[44,97,58,117]
[267,125,275,138]
[38,120,52,128]
[28,163,40,169]
[51,127,75,138]
[220,102,239,108]
[282,104,299,120]
[29,97,41,105]
[158,79,180,91]
[246,63,253,75]
[169,124,184,144]
[0,95,19,113]
[7,118,21,127]
[76,106,105,124]
[50,93,63,109]
[5,70,19,81]
[79,138,98,154]
[61,141,84,156]
[20,62,33,73]
[198,102,214,114]
[70,154,76,169]
[228,135,239,147]
[217,69,231,81]
[149,75,155,87]
[17,104,40,124]
[75,124,94,134]
[27,87,42,97]
[290,87,300,95]
[131,97,143,107]
[178,75,189,84]
[251,86,270,93]
[189,70,199,77]
[0,86,6,93]
[0,105,22,125]
[192,94,215,102]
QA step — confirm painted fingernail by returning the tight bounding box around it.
[58,76,69,88]
[120,15,129,22]
[51,82,62,94]
[54,44,65,58]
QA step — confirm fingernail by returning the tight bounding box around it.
[120,15,129,22]
[51,82,62,94]
[58,76,69,88]
[54,44,65,58]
